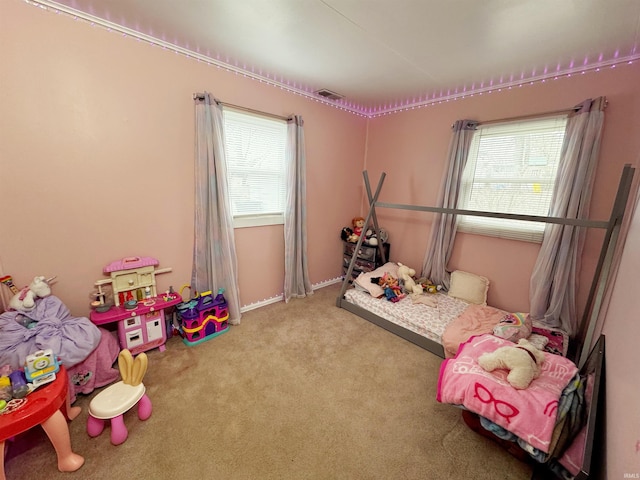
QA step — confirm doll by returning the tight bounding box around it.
[372,273,405,303]
[347,216,366,243]
[346,216,366,243]
[352,217,365,238]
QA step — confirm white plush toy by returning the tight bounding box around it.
[9,276,53,311]
[477,338,546,390]
[396,263,423,295]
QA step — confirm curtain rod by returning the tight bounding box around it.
[478,107,577,126]
[478,97,607,126]
[193,93,292,121]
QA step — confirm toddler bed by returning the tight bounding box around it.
[340,260,598,478]
[336,166,629,479]
[339,262,569,359]
[0,295,120,403]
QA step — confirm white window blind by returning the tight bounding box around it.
[223,108,287,228]
[457,115,567,242]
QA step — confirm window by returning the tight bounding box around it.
[223,108,287,228]
[457,115,567,242]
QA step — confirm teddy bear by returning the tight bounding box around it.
[477,338,546,390]
[9,276,53,311]
[397,263,423,295]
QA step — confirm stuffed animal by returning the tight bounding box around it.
[9,276,53,311]
[416,277,442,294]
[477,338,546,390]
[364,228,379,246]
[493,312,532,343]
[397,263,423,295]
[364,228,389,246]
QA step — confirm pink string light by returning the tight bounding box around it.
[24,0,638,119]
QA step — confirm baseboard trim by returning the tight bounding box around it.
[240,276,343,313]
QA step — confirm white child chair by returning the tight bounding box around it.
[86,349,152,445]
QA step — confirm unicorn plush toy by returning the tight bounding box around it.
[9,276,55,311]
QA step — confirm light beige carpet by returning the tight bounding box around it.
[4,283,533,479]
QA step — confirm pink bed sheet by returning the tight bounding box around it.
[442,304,507,358]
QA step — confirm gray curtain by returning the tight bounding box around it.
[422,120,478,290]
[192,92,241,325]
[283,115,313,302]
[529,97,606,335]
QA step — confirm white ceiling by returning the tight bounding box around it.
[41,0,640,115]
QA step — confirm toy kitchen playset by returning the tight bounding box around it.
[90,256,181,355]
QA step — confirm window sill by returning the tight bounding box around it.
[233,214,284,228]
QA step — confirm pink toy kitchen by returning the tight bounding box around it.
[89,256,181,355]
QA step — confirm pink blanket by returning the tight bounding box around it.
[66,328,120,403]
[437,334,578,453]
[442,304,507,358]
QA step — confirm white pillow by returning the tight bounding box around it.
[354,262,399,298]
[448,270,489,305]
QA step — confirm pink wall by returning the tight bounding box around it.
[0,1,366,315]
[601,188,640,479]
[364,64,640,317]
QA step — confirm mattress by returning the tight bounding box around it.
[343,288,470,345]
[343,286,569,359]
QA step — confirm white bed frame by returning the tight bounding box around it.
[337,165,635,366]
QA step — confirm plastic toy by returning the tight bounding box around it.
[0,275,19,295]
[94,256,172,307]
[177,288,229,346]
[417,277,442,294]
[87,349,152,445]
[0,366,12,402]
[90,257,180,355]
[25,349,60,387]
[8,370,29,399]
